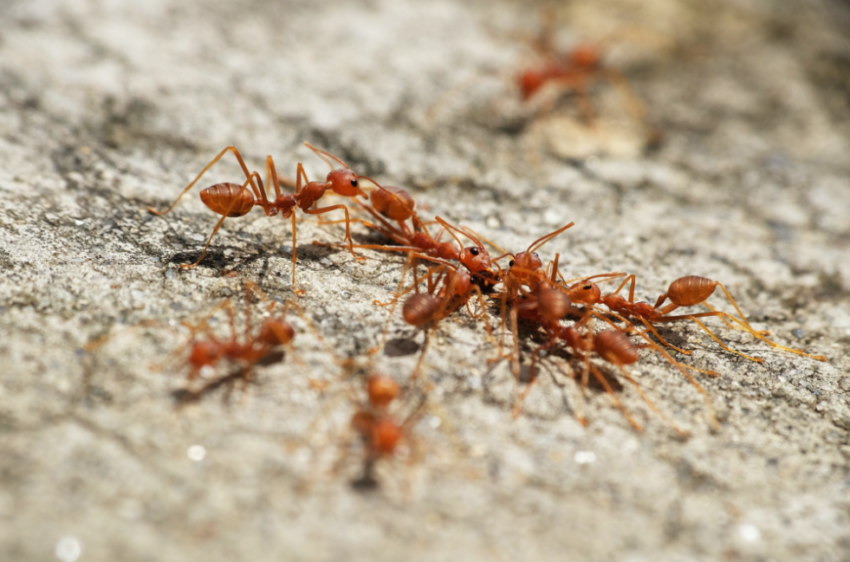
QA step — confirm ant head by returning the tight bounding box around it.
[258,319,295,346]
[461,245,497,280]
[326,168,365,198]
[511,251,542,273]
[434,216,498,279]
[567,281,601,305]
[367,375,400,408]
[519,69,546,100]
[570,44,601,70]
[370,417,403,456]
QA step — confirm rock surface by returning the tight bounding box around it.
[1,0,849,560]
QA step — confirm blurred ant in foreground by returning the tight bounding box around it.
[344,373,428,490]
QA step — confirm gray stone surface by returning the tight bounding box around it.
[1,0,850,560]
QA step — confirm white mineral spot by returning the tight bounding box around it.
[55,537,82,562]
[199,365,215,379]
[469,444,487,458]
[574,451,596,464]
[429,415,442,429]
[187,445,206,462]
[738,523,761,542]
[543,210,562,225]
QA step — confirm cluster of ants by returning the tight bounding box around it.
[101,125,829,485]
[87,25,826,485]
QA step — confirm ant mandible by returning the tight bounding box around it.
[148,142,368,295]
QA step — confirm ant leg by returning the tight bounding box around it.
[465,285,495,342]
[638,318,692,355]
[509,307,521,379]
[178,176,258,270]
[554,360,589,426]
[369,252,417,354]
[678,316,764,363]
[716,310,827,362]
[410,328,432,381]
[180,214,229,270]
[714,283,770,334]
[289,212,304,296]
[148,146,257,216]
[589,364,642,432]
[610,274,637,301]
[701,303,767,334]
[614,364,688,436]
[304,205,365,261]
[512,339,557,418]
[265,156,282,200]
[634,330,718,430]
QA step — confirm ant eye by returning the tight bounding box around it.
[509,260,515,268]
[350,179,358,187]
[469,247,479,256]
[532,252,539,258]
[583,285,592,290]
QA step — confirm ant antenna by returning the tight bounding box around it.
[304,141,350,170]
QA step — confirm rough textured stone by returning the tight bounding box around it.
[1,0,849,561]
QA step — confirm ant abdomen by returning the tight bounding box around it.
[370,418,403,456]
[667,276,717,307]
[200,183,255,217]
[538,288,572,322]
[371,186,415,221]
[402,293,441,327]
[595,331,639,365]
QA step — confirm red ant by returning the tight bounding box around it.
[545,322,689,434]
[563,273,827,363]
[502,259,716,430]
[488,223,575,365]
[172,281,298,399]
[84,281,299,402]
[320,180,460,264]
[380,256,494,379]
[147,143,368,295]
[350,374,426,489]
[319,180,503,284]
